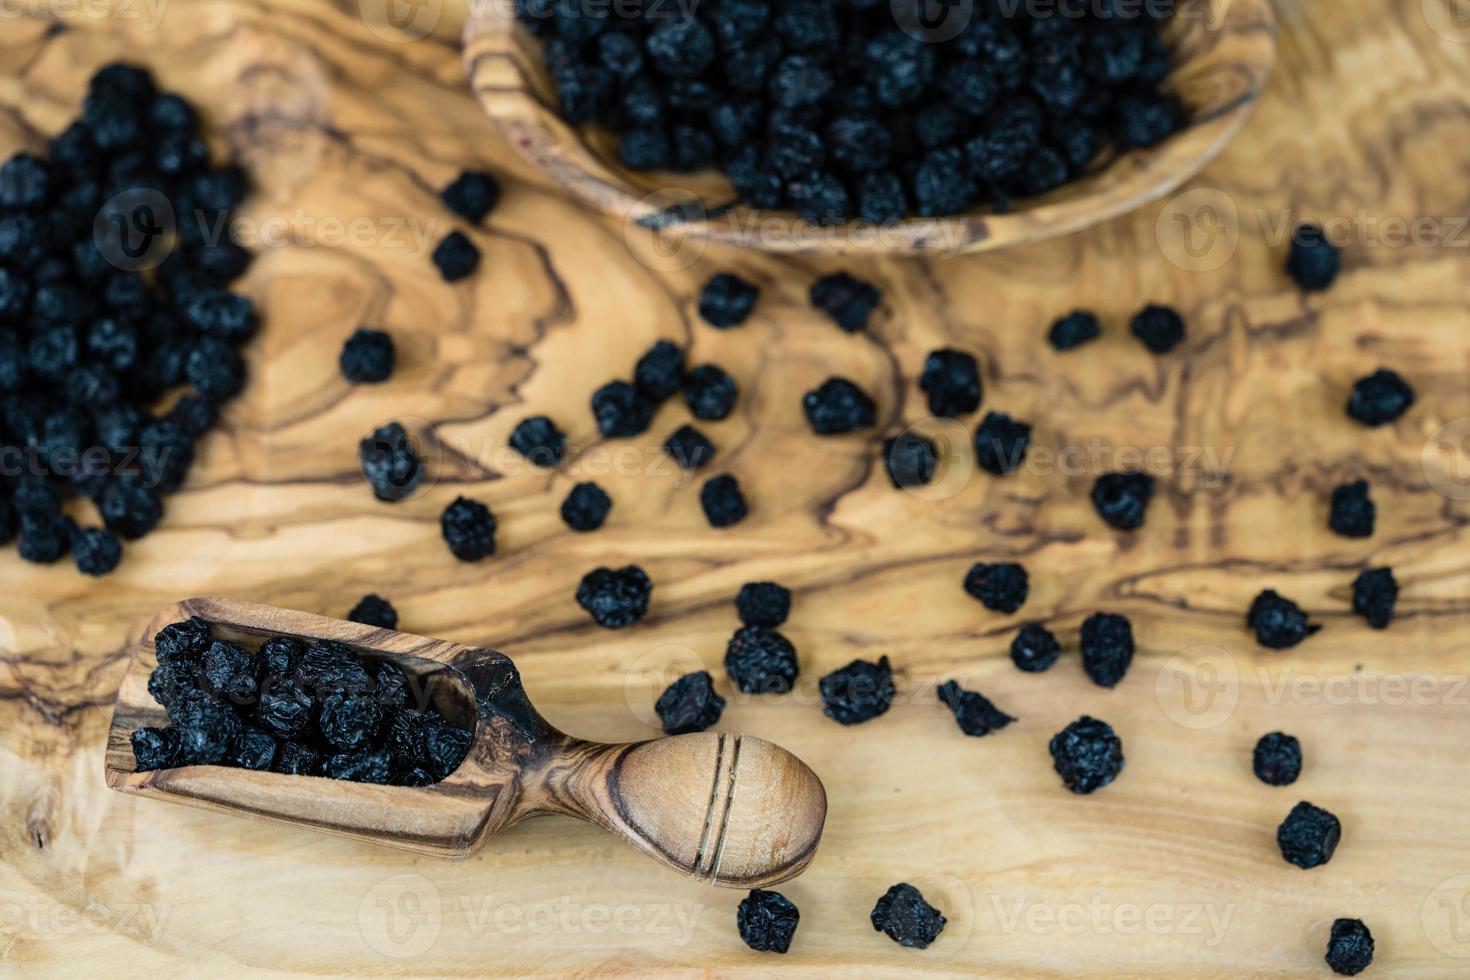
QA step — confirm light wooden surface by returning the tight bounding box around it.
[464,0,1276,255]
[3,0,1470,975]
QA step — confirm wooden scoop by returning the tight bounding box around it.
[104,598,826,887]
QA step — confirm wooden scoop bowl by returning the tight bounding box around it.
[464,0,1276,256]
[104,598,826,887]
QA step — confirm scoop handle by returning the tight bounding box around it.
[518,732,826,887]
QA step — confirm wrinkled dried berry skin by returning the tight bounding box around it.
[973,412,1031,476]
[737,889,800,954]
[260,636,304,678]
[168,689,242,765]
[1277,801,1341,869]
[1248,590,1321,649]
[1080,612,1134,688]
[1329,480,1375,538]
[73,526,122,576]
[441,169,500,223]
[230,727,278,770]
[324,748,393,783]
[359,422,424,502]
[441,496,496,562]
[655,670,726,734]
[633,341,685,402]
[202,640,258,704]
[1347,369,1414,426]
[1010,623,1061,673]
[1352,567,1397,629]
[339,328,395,383]
[700,474,748,528]
[257,680,313,739]
[320,692,384,751]
[810,273,880,332]
[423,722,472,780]
[883,433,938,488]
[1130,304,1185,353]
[431,231,480,282]
[275,741,322,776]
[155,616,212,664]
[591,380,654,438]
[131,726,183,771]
[148,659,197,709]
[1325,918,1374,976]
[870,883,946,949]
[820,655,894,725]
[803,377,876,434]
[937,680,1015,737]
[918,348,981,418]
[1253,731,1302,786]
[560,481,612,532]
[1092,471,1156,530]
[663,425,715,470]
[698,273,759,329]
[725,626,799,694]
[349,593,398,629]
[509,415,567,467]
[737,581,791,628]
[1287,224,1341,292]
[1049,310,1101,351]
[576,565,652,628]
[964,562,1029,613]
[1050,715,1125,794]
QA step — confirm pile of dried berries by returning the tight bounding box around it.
[0,63,256,576]
[523,1,1179,224]
[131,617,471,783]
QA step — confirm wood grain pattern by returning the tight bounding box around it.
[2,0,1470,975]
[464,0,1278,255]
[104,598,826,884]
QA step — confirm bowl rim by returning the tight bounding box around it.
[464,0,1278,256]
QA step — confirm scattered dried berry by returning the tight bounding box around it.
[1286,223,1341,292]
[819,655,894,725]
[634,340,686,402]
[1248,590,1321,649]
[737,889,799,954]
[431,231,480,282]
[592,380,654,438]
[883,432,938,488]
[72,526,122,576]
[349,594,398,630]
[937,680,1015,736]
[359,422,424,502]
[964,562,1028,614]
[654,670,726,734]
[803,377,876,434]
[509,415,566,467]
[441,169,500,223]
[684,364,738,421]
[663,424,715,469]
[725,626,798,694]
[698,273,759,329]
[810,273,880,332]
[1253,731,1302,786]
[575,565,652,628]
[440,496,496,562]
[870,883,946,950]
[1080,612,1134,688]
[973,412,1031,476]
[130,726,181,771]
[1048,311,1101,351]
[736,581,791,628]
[700,473,748,527]
[1130,304,1185,354]
[1328,480,1375,538]
[1010,623,1061,673]
[561,480,611,532]
[1276,800,1341,869]
[339,328,395,383]
[1351,567,1397,629]
[1092,470,1156,530]
[918,348,981,417]
[1050,715,1125,794]
[1325,918,1374,976]
[1346,369,1414,427]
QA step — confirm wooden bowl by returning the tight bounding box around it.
[464,2,1276,256]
